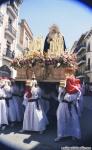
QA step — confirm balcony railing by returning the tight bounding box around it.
[16,0,23,5]
[76,43,86,54]
[0,12,3,24]
[7,3,18,17]
[85,66,90,71]
[5,25,16,38]
[76,71,85,77]
[11,3,18,15]
[77,55,86,62]
[4,49,15,59]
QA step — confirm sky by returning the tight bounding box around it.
[19,0,92,49]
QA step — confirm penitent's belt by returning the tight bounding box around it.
[62,100,78,116]
[0,97,5,100]
[0,97,12,107]
[28,98,39,110]
[5,97,12,107]
[5,97,12,100]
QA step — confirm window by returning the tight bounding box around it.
[25,36,28,49]
[87,43,90,52]
[88,58,90,70]
[0,11,3,25]
[7,41,11,50]
[8,17,12,26]
[0,43,1,55]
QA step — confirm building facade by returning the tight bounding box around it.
[85,29,92,82]
[0,1,33,79]
[16,19,33,57]
[0,0,22,78]
[72,28,92,83]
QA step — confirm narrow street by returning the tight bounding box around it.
[0,96,92,150]
[0,0,92,150]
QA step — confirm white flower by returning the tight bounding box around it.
[57,63,61,67]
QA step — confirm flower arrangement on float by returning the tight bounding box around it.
[11,50,78,70]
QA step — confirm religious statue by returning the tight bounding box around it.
[43,24,66,58]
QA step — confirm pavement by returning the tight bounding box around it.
[0,96,92,150]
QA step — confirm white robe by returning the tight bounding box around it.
[23,86,48,131]
[56,87,81,139]
[22,93,28,107]
[0,87,8,126]
[11,84,23,122]
[4,85,16,122]
[37,87,49,114]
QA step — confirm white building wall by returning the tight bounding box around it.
[16,20,33,57]
[0,1,20,78]
[86,35,92,82]
[86,35,92,68]
[0,4,7,66]
[16,23,23,57]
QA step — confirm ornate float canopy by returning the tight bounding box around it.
[11,50,77,70]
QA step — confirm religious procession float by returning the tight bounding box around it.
[11,25,78,82]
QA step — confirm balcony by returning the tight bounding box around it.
[76,44,86,55]
[77,55,86,65]
[16,0,23,5]
[77,54,86,61]
[7,3,18,18]
[0,12,3,25]
[85,66,90,73]
[78,60,86,66]
[5,25,16,40]
[76,71,85,78]
[3,49,15,61]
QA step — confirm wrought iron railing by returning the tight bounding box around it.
[7,2,18,16]
[76,71,85,77]
[4,49,15,59]
[5,25,16,37]
[77,55,86,62]
[0,12,3,24]
[85,66,90,71]
[11,4,18,15]
[75,43,86,52]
